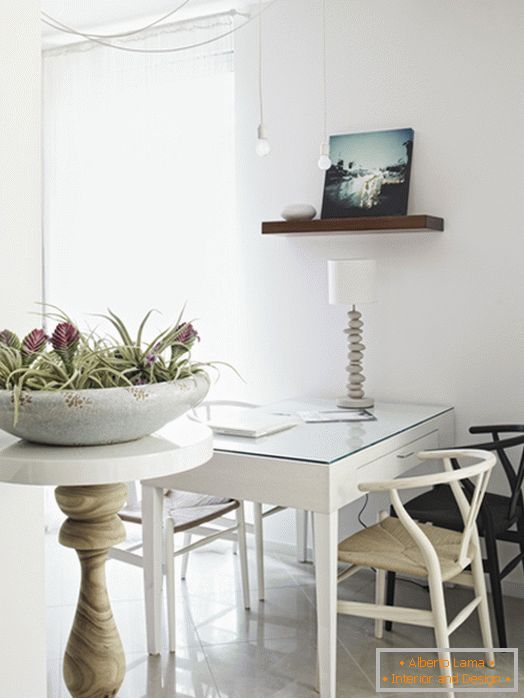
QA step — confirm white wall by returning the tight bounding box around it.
[234,0,524,589]
[0,0,46,694]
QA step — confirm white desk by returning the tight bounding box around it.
[0,421,212,698]
[144,400,454,698]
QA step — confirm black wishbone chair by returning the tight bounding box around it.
[385,425,524,647]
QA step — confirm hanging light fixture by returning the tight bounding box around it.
[41,2,280,54]
[256,0,270,157]
[256,124,270,157]
[318,0,331,170]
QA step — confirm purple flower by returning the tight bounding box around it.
[0,329,21,350]
[51,322,80,370]
[145,342,162,367]
[176,323,199,345]
[169,323,199,367]
[21,329,48,364]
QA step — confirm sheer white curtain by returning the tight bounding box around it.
[43,14,243,395]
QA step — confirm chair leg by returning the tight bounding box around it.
[296,509,308,562]
[384,571,396,632]
[180,532,191,580]
[310,511,316,566]
[375,567,386,639]
[254,502,265,601]
[517,518,524,577]
[470,545,495,665]
[385,504,396,632]
[428,573,454,698]
[236,503,251,610]
[165,517,176,653]
[484,532,507,647]
[374,511,388,639]
[143,485,164,655]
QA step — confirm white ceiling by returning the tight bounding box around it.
[41,0,252,45]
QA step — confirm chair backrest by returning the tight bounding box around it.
[359,449,496,572]
[466,425,524,520]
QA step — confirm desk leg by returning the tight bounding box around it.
[142,485,164,655]
[55,484,127,698]
[296,509,309,563]
[314,511,338,698]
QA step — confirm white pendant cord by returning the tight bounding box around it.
[256,0,270,156]
[42,0,192,40]
[258,0,264,127]
[41,1,280,55]
[318,0,332,170]
[321,0,328,146]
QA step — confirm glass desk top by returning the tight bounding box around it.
[210,399,453,464]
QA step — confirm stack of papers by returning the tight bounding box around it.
[208,413,299,438]
[297,410,376,423]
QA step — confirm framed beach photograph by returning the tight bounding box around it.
[321,128,414,218]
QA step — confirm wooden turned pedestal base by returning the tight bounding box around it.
[55,484,128,698]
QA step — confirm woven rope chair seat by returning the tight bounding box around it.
[338,516,473,581]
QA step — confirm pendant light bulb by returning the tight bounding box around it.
[256,124,270,157]
[318,142,332,170]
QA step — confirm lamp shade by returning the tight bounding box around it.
[328,259,377,305]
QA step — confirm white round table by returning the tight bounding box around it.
[0,421,212,698]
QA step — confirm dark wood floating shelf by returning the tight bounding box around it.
[262,214,444,235]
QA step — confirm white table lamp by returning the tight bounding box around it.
[328,259,377,409]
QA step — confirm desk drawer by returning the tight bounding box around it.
[356,429,439,484]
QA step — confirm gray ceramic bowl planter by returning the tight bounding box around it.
[0,372,209,446]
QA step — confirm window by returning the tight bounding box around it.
[43,14,242,393]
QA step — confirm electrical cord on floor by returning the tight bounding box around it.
[397,575,429,590]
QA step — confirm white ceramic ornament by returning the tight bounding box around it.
[281,204,317,221]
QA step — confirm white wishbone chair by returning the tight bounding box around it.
[336,449,496,698]
[109,485,250,653]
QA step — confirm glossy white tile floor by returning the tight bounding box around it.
[46,524,524,697]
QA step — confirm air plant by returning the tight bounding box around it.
[0,307,211,423]
[50,323,78,374]
[0,330,21,350]
[21,329,48,366]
